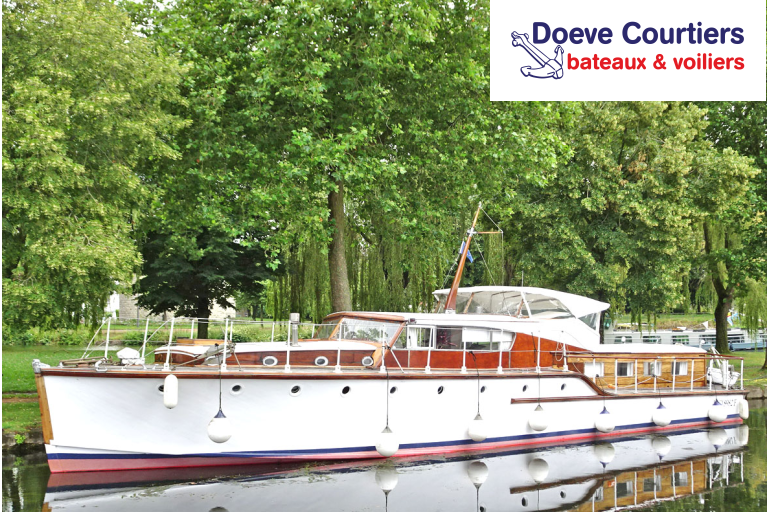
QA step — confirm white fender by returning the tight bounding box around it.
[207,409,232,443]
[376,426,399,457]
[595,407,615,433]
[708,399,727,423]
[652,403,672,427]
[163,374,178,409]
[528,404,549,432]
[468,414,487,442]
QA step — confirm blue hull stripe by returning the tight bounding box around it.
[49,414,740,461]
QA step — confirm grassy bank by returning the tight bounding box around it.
[1,346,105,393]
[740,349,767,390]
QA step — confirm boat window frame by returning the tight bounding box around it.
[406,325,436,350]
[616,361,634,377]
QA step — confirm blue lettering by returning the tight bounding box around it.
[533,22,551,43]
[731,27,744,44]
[623,22,641,44]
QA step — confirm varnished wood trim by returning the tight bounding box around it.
[35,374,54,443]
[511,388,745,404]
[324,312,407,322]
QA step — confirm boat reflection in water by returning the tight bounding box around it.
[44,425,749,512]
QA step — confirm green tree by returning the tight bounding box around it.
[135,227,274,338]
[694,102,766,354]
[135,0,570,314]
[502,103,705,317]
[497,102,757,343]
[2,0,186,330]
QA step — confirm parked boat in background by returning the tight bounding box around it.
[604,326,766,351]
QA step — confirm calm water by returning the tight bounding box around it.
[3,405,766,512]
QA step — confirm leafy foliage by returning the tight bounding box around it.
[135,228,274,337]
[2,0,187,329]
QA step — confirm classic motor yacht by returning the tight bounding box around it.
[33,207,750,473]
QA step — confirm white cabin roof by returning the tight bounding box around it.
[432,286,610,319]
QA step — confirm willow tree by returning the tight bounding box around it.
[695,102,766,353]
[136,0,570,313]
[496,102,755,341]
[2,0,186,330]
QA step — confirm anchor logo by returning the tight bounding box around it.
[511,31,564,79]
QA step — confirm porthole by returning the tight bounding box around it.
[390,386,398,394]
[560,383,566,391]
[560,491,566,499]
[263,355,278,367]
[362,356,374,366]
[522,496,528,507]
[522,385,528,392]
[480,385,487,393]
[157,385,165,393]
[230,384,243,395]
[341,386,351,395]
[437,386,444,394]
[315,356,329,367]
[290,385,302,396]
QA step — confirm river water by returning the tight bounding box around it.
[3,405,765,512]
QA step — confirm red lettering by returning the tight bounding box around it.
[726,57,734,68]
[673,57,684,69]
[599,57,611,69]
[714,57,724,69]
[637,58,646,69]
[567,53,580,69]
[734,57,744,70]
[581,57,592,70]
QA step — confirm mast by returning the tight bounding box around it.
[445,203,482,313]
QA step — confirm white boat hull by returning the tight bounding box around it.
[41,371,745,472]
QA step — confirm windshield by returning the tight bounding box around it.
[312,320,340,340]
[338,318,401,343]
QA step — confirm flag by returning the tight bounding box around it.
[459,241,474,263]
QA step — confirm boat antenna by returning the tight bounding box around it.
[445,203,483,313]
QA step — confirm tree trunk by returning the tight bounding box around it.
[327,180,352,312]
[713,292,732,354]
[196,297,211,339]
[703,221,732,354]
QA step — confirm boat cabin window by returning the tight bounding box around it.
[403,325,515,351]
[336,319,401,343]
[393,329,407,349]
[584,362,604,377]
[616,362,633,377]
[579,313,599,330]
[616,481,634,498]
[643,475,662,492]
[407,326,434,349]
[643,361,662,376]
[673,361,688,376]
[313,321,340,340]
